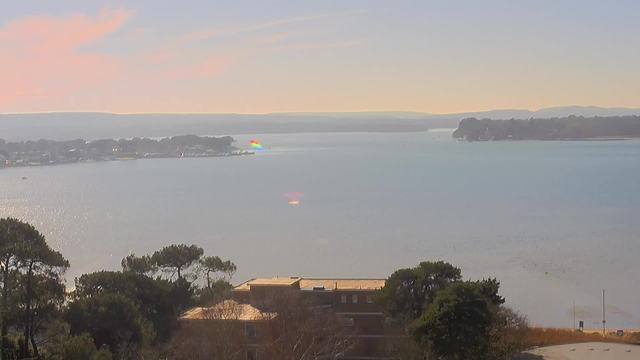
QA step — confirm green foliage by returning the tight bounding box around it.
[380,262,528,360]
[1,220,230,360]
[10,273,66,341]
[121,254,156,275]
[151,244,204,280]
[411,282,493,360]
[475,278,505,306]
[64,293,149,352]
[72,271,177,342]
[196,279,233,306]
[377,261,461,321]
[55,333,112,360]
[92,346,113,360]
[0,217,69,359]
[199,256,236,284]
[198,256,236,305]
[168,277,195,313]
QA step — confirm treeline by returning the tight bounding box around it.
[0,134,236,161]
[0,218,236,360]
[0,218,531,360]
[378,261,529,360]
[452,115,640,141]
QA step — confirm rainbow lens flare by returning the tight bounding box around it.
[250,140,263,150]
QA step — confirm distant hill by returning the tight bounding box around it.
[1,106,640,141]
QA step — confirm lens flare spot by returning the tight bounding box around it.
[250,140,263,150]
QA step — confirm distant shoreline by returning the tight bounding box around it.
[453,115,640,142]
[0,134,251,170]
[460,137,640,143]
[0,152,254,171]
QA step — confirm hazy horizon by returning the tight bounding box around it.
[2,1,640,114]
[3,105,640,116]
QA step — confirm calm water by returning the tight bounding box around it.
[1,131,639,329]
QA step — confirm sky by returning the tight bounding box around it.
[1,0,639,114]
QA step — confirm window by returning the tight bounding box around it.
[246,349,256,360]
[366,295,373,304]
[352,294,358,303]
[341,317,355,326]
[341,294,347,303]
[245,324,256,337]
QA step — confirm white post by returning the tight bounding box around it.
[573,300,576,331]
[602,289,606,339]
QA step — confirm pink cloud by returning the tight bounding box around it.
[165,56,236,79]
[123,27,152,44]
[145,52,171,63]
[0,7,131,106]
[0,6,367,112]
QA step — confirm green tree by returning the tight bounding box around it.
[151,244,204,280]
[198,256,236,303]
[0,218,24,360]
[121,253,156,276]
[196,280,233,306]
[475,278,505,306]
[65,293,151,354]
[168,277,195,314]
[411,282,493,360]
[15,228,69,358]
[72,271,177,342]
[11,273,66,358]
[378,261,461,321]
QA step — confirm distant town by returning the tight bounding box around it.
[0,134,252,168]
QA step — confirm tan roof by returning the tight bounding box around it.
[249,278,301,286]
[234,277,385,291]
[234,277,301,290]
[179,300,276,322]
[299,278,385,290]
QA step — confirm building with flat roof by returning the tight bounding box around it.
[179,276,388,360]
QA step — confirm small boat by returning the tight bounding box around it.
[21,176,28,180]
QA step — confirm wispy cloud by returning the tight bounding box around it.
[0,7,131,106]
[175,9,368,42]
[0,6,368,112]
[260,32,299,44]
[287,40,363,51]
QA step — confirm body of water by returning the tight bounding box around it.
[1,131,639,329]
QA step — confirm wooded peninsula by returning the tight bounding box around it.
[453,115,640,141]
[0,135,250,168]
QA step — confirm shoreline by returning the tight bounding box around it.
[0,151,254,170]
[459,137,640,142]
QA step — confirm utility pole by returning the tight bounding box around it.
[602,289,606,339]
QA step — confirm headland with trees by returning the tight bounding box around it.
[453,115,640,141]
[0,135,250,169]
